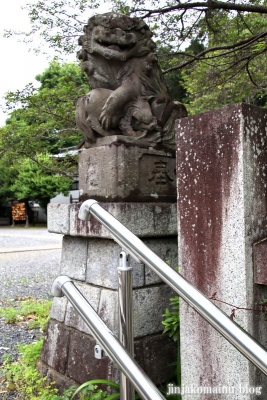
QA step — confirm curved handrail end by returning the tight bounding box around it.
[52,276,73,297]
[78,199,98,221]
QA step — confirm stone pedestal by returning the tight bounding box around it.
[79,145,176,202]
[40,144,178,391]
[176,103,267,399]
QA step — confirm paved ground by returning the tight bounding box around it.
[0,226,63,300]
[0,226,63,399]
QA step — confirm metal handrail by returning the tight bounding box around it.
[78,199,267,377]
[51,276,165,400]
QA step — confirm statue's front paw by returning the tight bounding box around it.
[99,110,119,131]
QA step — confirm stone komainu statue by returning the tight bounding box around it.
[76,12,187,149]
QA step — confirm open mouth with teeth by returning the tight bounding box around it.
[95,27,137,52]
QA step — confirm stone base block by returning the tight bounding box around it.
[41,320,118,384]
[41,319,70,374]
[41,320,176,386]
[79,145,176,202]
[37,361,78,394]
[60,236,177,288]
[48,202,177,238]
[134,333,177,384]
[50,281,174,338]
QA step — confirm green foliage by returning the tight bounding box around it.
[157,45,187,102]
[2,339,69,399]
[35,60,88,90]
[2,342,120,399]
[162,296,179,342]
[71,379,143,400]
[3,61,88,154]
[162,294,181,398]
[0,152,19,203]
[0,298,52,331]
[71,379,120,400]
[181,10,267,114]
[3,340,48,399]
[10,153,72,209]
[0,60,86,204]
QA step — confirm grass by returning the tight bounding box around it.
[0,298,112,399]
[1,339,74,400]
[0,297,52,331]
[1,339,115,399]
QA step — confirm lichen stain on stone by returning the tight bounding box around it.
[75,203,102,236]
[177,105,241,295]
[98,298,107,320]
[41,320,70,374]
[88,216,103,236]
[243,106,267,225]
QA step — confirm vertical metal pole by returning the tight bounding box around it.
[118,250,135,400]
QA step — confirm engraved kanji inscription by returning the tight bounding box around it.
[148,161,175,185]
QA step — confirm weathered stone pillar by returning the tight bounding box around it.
[176,103,267,399]
[39,144,178,391]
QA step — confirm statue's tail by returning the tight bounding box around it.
[161,101,188,148]
[76,95,96,146]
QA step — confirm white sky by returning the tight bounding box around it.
[0,0,77,127]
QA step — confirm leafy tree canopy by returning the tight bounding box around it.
[182,10,267,113]
[2,60,88,157]
[5,0,267,113]
[0,60,88,205]
[11,153,72,209]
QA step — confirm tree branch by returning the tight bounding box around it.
[163,30,267,73]
[245,57,267,89]
[138,1,267,18]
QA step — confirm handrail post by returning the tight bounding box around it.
[118,250,135,400]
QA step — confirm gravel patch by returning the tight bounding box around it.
[0,317,43,362]
[0,228,62,300]
[0,250,62,300]
[0,227,63,399]
[0,316,44,400]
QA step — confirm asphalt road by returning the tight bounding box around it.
[0,227,63,300]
